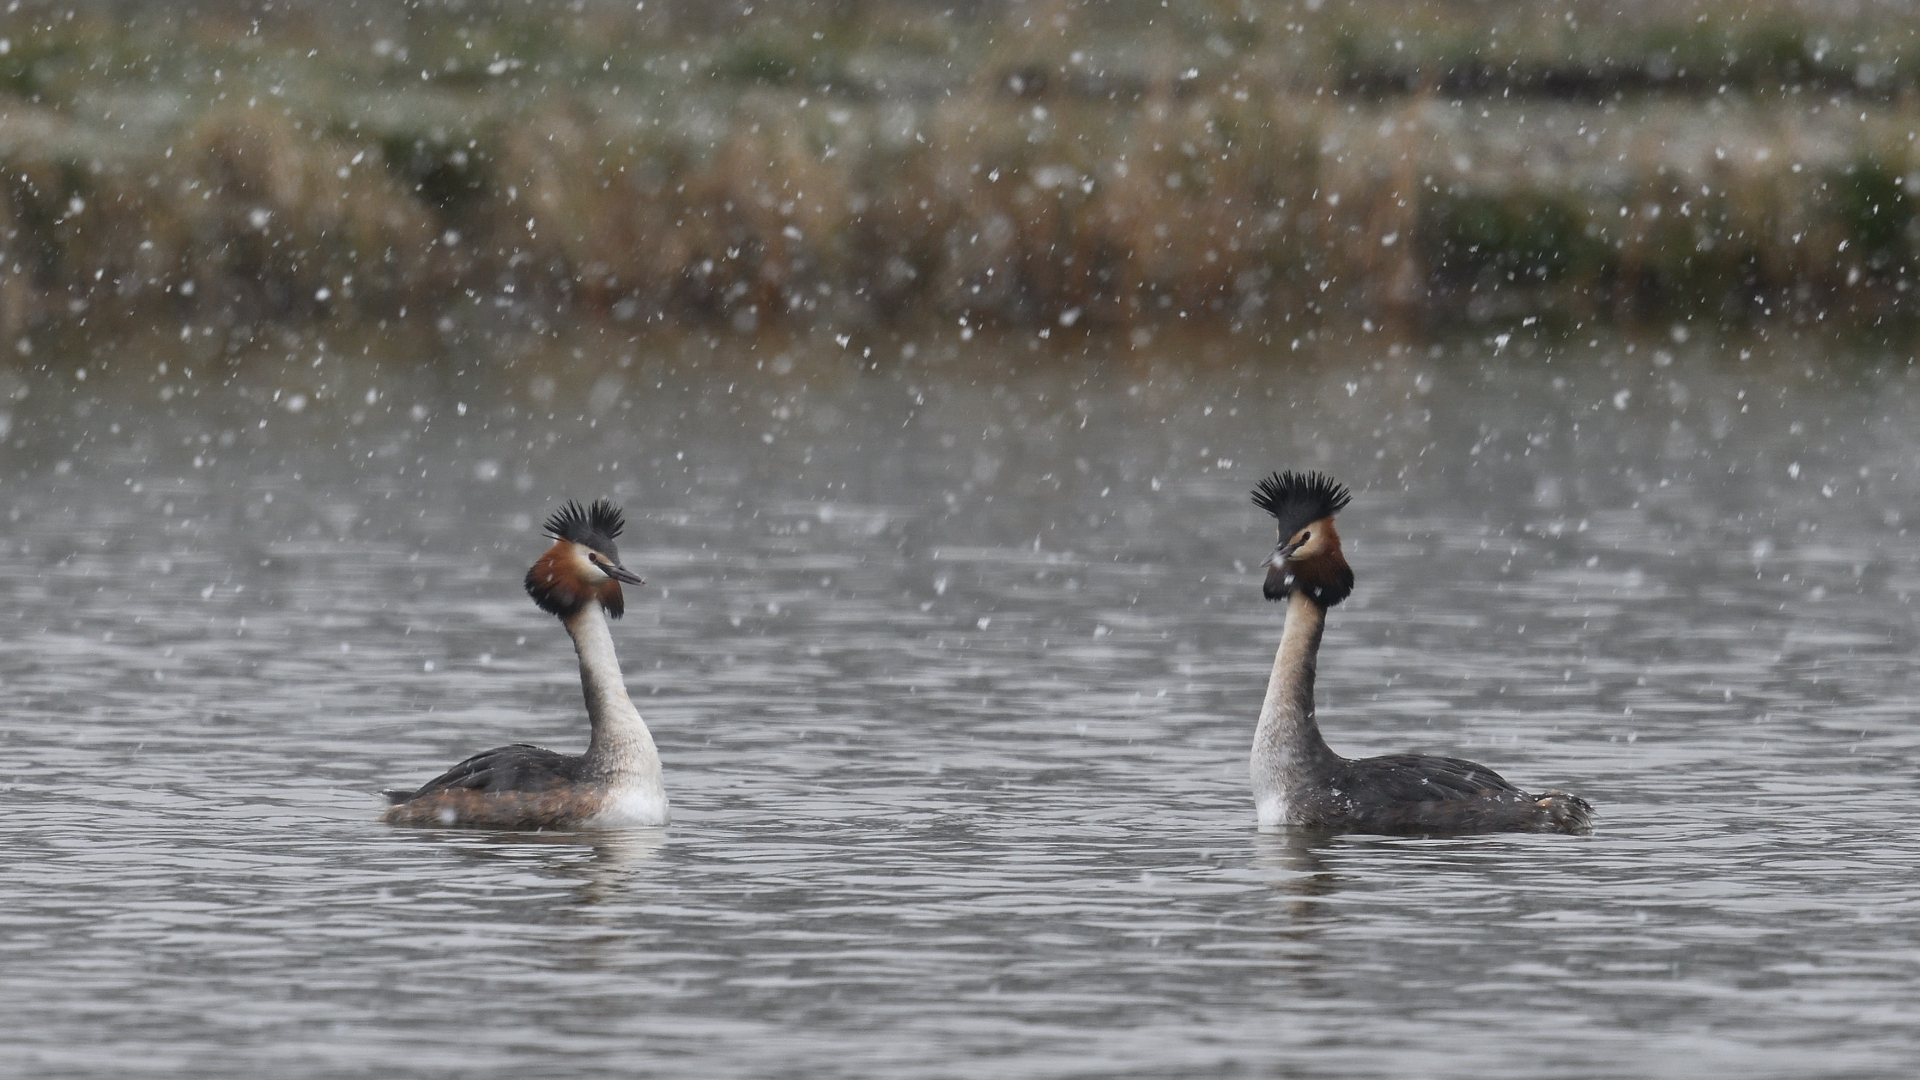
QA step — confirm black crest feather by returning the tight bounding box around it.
[543,498,625,553]
[1252,471,1352,538]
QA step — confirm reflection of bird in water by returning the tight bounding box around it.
[394,829,668,908]
[583,828,668,868]
[1247,472,1592,836]
[572,830,669,906]
[383,500,669,829]
[1249,830,1346,926]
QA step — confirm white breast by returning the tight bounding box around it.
[585,786,670,828]
[1255,794,1291,830]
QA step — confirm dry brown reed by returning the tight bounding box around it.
[3,1,1920,334]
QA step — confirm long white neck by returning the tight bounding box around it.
[564,600,666,807]
[1251,591,1341,827]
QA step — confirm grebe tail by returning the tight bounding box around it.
[1248,471,1591,836]
[383,499,669,830]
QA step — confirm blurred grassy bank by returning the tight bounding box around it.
[3,0,1920,336]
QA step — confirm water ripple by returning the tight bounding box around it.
[2,328,1917,1077]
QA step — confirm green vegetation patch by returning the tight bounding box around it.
[1838,159,1916,270]
[1424,193,1608,284]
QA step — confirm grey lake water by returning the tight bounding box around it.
[2,321,1917,1078]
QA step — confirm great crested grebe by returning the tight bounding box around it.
[383,499,669,829]
[1248,471,1592,835]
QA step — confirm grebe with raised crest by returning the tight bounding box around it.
[1248,471,1592,835]
[383,499,669,829]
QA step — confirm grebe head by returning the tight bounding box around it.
[1252,470,1354,607]
[524,499,645,619]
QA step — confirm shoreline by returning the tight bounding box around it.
[3,3,1920,337]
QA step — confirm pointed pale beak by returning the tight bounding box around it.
[1262,539,1302,568]
[604,561,646,586]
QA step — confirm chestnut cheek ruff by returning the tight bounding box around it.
[1263,563,1292,601]
[1291,553,1355,607]
[523,545,591,618]
[525,546,628,620]
[1264,546,1355,607]
[594,575,625,619]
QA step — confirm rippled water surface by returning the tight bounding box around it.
[3,324,1917,1077]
